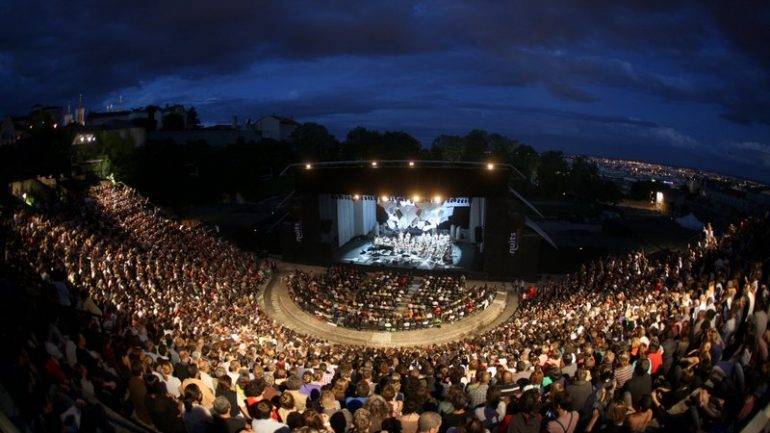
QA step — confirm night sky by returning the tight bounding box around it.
[1,1,769,181]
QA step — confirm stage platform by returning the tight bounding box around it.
[334,236,478,271]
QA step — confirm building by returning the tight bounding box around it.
[88,106,161,129]
[256,115,298,141]
[148,125,261,147]
[1,116,26,145]
[699,185,770,214]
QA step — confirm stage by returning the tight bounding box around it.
[335,236,478,271]
[284,161,535,277]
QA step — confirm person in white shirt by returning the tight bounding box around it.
[251,401,289,433]
[157,361,182,397]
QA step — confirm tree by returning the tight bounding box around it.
[73,130,137,182]
[430,135,464,161]
[510,144,540,181]
[381,131,421,159]
[161,112,185,130]
[462,129,489,161]
[566,157,622,202]
[186,107,201,129]
[341,128,421,160]
[290,122,339,161]
[537,151,569,196]
[343,127,382,160]
[488,133,517,162]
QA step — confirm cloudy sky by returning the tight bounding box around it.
[1,1,769,181]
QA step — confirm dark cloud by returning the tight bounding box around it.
[1,0,769,180]
[197,90,439,123]
[0,1,765,105]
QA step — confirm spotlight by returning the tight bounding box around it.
[381,195,389,202]
[432,195,442,204]
[305,163,312,170]
[486,163,494,170]
[412,194,420,202]
[408,161,415,167]
[371,161,378,167]
[353,194,360,201]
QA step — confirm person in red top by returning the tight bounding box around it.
[646,342,663,375]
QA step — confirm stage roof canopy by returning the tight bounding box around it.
[286,160,517,197]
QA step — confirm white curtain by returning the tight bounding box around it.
[337,197,355,247]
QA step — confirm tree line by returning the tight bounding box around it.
[1,117,621,208]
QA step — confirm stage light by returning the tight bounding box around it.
[371,161,378,167]
[408,161,415,167]
[486,163,494,170]
[381,195,389,202]
[412,194,420,202]
[353,194,360,201]
[432,195,442,204]
[305,163,312,170]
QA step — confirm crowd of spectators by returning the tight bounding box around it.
[1,182,769,433]
[286,267,496,331]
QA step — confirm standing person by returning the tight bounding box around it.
[466,371,490,409]
[277,392,296,422]
[128,362,153,427]
[400,400,421,433]
[183,384,212,433]
[473,386,503,430]
[545,393,578,433]
[440,393,467,433]
[506,389,541,433]
[382,384,403,417]
[252,400,289,433]
[145,374,185,433]
[623,359,652,409]
[182,364,216,409]
[353,408,373,433]
[565,369,592,419]
[283,375,308,412]
[418,412,442,433]
[209,396,248,433]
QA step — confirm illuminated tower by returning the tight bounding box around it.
[75,94,85,125]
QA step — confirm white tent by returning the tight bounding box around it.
[676,213,704,231]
